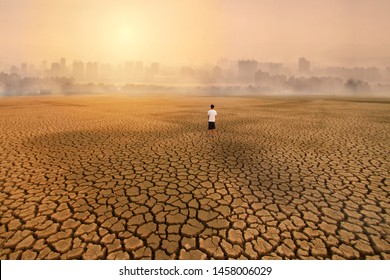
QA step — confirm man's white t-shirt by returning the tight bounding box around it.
[208,109,217,122]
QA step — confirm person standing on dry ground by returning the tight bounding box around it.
[208,104,217,136]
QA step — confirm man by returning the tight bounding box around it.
[208,104,217,136]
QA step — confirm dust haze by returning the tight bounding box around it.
[1,0,390,96]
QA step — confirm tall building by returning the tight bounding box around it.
[149,62,160,76]
[40,60,48,76]
[10,65,19,74]
[386,67,390,81]
[298,57,310,75]
[134,61,144,77]
[86,62,98,80]
[124,61,134,76]
[212,66,223,82]
[255,70,286,89]
[60,57,67,76]
[258,62,283,76]
[72,61,85,80]
[99,63,112,80]
[50,62,60,76]
[217,57,231,71]
[28,64,37,76]
[255,70,270,87]
[238,60,258,83]
[20,63,28,77]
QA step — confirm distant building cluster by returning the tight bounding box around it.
[1,57,390,96]
[6,58,161,83]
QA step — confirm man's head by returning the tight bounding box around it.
[210,104,214,109]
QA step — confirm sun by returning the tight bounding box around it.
[117,27,133,44]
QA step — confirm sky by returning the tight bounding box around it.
[1,0,390,67]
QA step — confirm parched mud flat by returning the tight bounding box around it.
[0,94,389,260]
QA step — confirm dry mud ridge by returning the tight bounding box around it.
[0,95,389,260]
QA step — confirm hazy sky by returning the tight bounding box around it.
[1,0,390,67]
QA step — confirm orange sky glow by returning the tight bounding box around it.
[1,0,390,66]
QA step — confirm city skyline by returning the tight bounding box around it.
[4,56,388,80]
[2,55,389,97]
[1,0,390,67]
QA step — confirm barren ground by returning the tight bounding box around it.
[0,94,389,259]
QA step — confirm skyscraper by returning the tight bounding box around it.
[20,63,28,77]
[50,62,60,76]
[60,57,67,76]
[238,60,258,83]
[298,57,310,75]
[86,62,98,81]
[72,61,85,80]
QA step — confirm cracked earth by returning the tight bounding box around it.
[0,95,389,260]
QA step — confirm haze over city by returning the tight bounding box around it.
[1,0,390,67]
